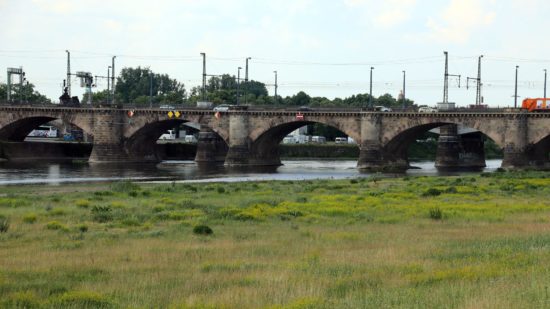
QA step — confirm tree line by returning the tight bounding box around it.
[0,66,415,108]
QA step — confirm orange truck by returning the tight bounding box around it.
[522,98,550,112]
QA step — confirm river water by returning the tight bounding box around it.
[0,159,503,185]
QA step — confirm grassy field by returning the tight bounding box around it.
[1,171,550,308]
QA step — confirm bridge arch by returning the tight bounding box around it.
[378,118,505,169]
[124,118,228,161]
[248,119,359,166]
[381,118,505,150]
[0,116,93,141]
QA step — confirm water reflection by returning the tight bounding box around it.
[0,159,503,185]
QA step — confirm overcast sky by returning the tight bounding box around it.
[1,0,549,107]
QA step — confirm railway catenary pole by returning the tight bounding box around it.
[200,52,206,101]
[111,56,116,104]
[65,50,71,96]
[443,51,449,104]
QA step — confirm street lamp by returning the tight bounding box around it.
[514,65,519,108]
[369,67,374,109]
[237,67,242,105]
[107,66,111,104]
[245,57,251,104]
[544,69,547,99]
[273,70,278,102]
[402,70,406,109]
[149,70,153,108]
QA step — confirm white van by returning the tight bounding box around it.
[311,136,326,144]
[184,135,198,143]
[28,126,58,138]
[159,130,176,140]
[335,137,347,144]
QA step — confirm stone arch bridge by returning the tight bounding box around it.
[0,105,549,170]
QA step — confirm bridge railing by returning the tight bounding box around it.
[0,101,525,113]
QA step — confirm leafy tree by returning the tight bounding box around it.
[114,67,187,105]
[0,82,51,104]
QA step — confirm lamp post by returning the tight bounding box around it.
[514,65,519,108]
[245,57,251,104]
[369,67,374,109]
[544,69,547,99]
[149,70,153,108]
[237,67,242,105]
[107,66,111,104]
[111,56,116,104]
[273,70,278,102]
[402,70,406,109]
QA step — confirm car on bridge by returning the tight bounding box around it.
[418,106,437,113]
[213,104,232,112]
[374,106,392,112]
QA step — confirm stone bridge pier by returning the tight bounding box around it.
[224,107,252,166]
[88,110,128,163]
[194,126,228,165]
[502,114,529,168]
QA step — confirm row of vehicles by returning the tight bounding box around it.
[282,135,356,145]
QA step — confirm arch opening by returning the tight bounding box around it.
[0,117,93,161]
[125,119,227,162]
[528,135,550,167]
[250,121,358,166]
[384,122,502,170]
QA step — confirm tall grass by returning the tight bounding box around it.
[1,173,550,307]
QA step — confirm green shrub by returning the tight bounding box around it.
[0,215,10,233]
[49,291,114,308]
[75,199,91,208]
[77,224,89,233]
[444,186,457,194]
[429,207,443,220]
[349,179,358,184]
[23,213,37,224]
[1,291,41,308]
[46,221,68,231]
[193,225,213,235]
[91,205,113,223]
[128,191,139,197]
[422,188,442,197]
[217,186,226,193]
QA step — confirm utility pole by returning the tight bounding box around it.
[111,56,116,104]
[200,52,206,101]
[369,67,374,108]
[514,65,519,108]
[237,67,242,105]
[66,50,71,96]
[402,70,406,109]
[544,69,547,99]
[245,57,251,104]
[149,70,153,108]
[107,66,111,104]
[443,51,461,104]
[273,70,278,101]
[466,55,483,105]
